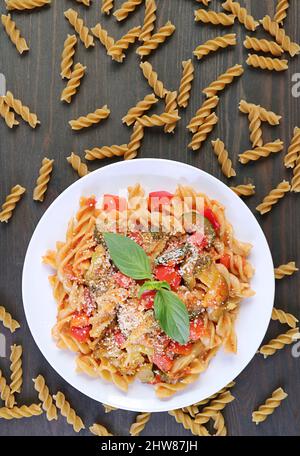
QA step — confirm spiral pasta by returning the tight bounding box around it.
[247,107,263,148]
[53,392,85,432]
[140,61,168,98]
[0,370,15,408]
[284,127,300,168]
[108,26,141,62]
[194,9,235,26]
[243,36,283,57]
[32,375,57,421]
[113,0,143,22]
[211,139,236,178]
[122,93,158,126]
[246,54,288,72]
[69,105,110,130]
[124,122,144,160]
[64,9,94,49]
[136,112,180,128]
[103,404,117,413]
[197,0,211,4]
[239,100,281,125]
[9,345,22,395]
[1,14,29,54]
[230,184,255,197]
[239,140,284,164]
[90,423,113,436]
[0,404,42,419]
[187,96,219,133]
[195,390,235,424]
[177,59,194,109]
[291,155,300,192]
[60,34,77,79]
[274,261,298,279]
[193,33,237,60]
[136,21,175,57]
[0,97,18,128]
[164,91,178,134]
[252,388,288,424]
[188,113,218,151]
[129,412,151,436]
[60,63,86,104]
[213,412,227,436]
[4,91,39,128]
[203,64,244,98]
[140,0,156,42]
[0,184,26,223]
[0,306,20,332]
[85,144,128,161]
[76,0,90,5]
[274,0,289,25]
[222,1,259,31]
[33,157,54,202]
[91,23,115,52]
[5,0,50,10]
[272,308,298,329]
[260,15,300,57]
[168,409,209,436]
[67,153,89,178]
[101,0,113,15]
[256,180,290,215]
[259,328,300,358]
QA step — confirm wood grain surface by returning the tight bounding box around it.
[0,0,300,436]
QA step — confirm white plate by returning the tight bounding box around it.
[22,159,274,412]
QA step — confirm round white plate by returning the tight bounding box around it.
[22,159,274,412]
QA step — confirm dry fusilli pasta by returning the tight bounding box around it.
[60,34,77,79]
[10,345,22,394]
[193,33,237,60]
[211,139,236,178]
[69,105,110,130]
[164,90,178,134]
[91,23,115,52]
[129,412,151,436]
[0,185,26,223]
[260,15,300,57]
[259,328,300,358]
[140,0,156,42]
[113,0,143,22]
[203,64,244,98]
[222,0,259,31]
[76,0,90,5]
[284,127,300,168]
[0,404,42,419]
[140,61,168,98]
[230,184,255,197]
[187,96,219,133]
[124,122,144,160]
[243,36,283,57]
[0,306,20,332]
[0,370,15,408]
[247,106,263,148]
[188,113,218,151]
[60,63,86,103]
[33,157,54,202]
[137,21,175,57]
[274,0,289,25]
[272,308,298,329]
[177,59,194,109]
[168,409,209,436]
[1,14,28,54]
[122,93,158,126]
[256,180,290,215]
[4,90,40,128]
[239,100,281,125]
[252,388,288,424]
[90,423,113,436]
[33,375,57,421]
[195,390,235,424]
[212,412,227,436]
[136,112,180,128]
[67,153,89,178]
[103,404,117,413]
[108,26,141,62]
[53,392,85,432]
[291,155,300,192]
[194,9,235,26]
[64,8,94,48]
[101,0,113,15]
[5,0,50,10]
[85,144,128,161]
[274,261,298,279]
[0,96,18,128]
[239,140,284,164]
[246,54,288,72]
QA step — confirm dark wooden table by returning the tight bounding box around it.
[0,0,299,436]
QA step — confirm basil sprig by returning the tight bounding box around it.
[103,232,190,344]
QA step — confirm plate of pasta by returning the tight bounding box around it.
[22,159,274,412]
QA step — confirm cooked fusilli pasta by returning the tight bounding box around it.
[168,409,209,436]
[211,139,236,178]
[33,375,57,421]
[246,54,288,72]
[33,157,54,202]
[123,93,158,126]
[259,328,300,358]
[140,61,167,98]
[4,90,40,128]
[0,96,18,128]
[67,153,89,178]
[108,26,141,62]
[0,306,20,332]
[188,113,218,151]
[239,100,281,125]
[90,423,113,436]
[247,106,263,148]
[274,261,298,279]
[113,0,143,22]
[164,91,178,134]
[140,0,156,42]
[222,0,259,31]
[193,33,237,60]
[129,412,151,436]
[60,63,86,103]
[124,122,144,160]
[252,388,288,424]
[187,96,219,133]
[53,392,85,432]
[194,9,235,26]
[256,180,290,215]
[137,21,175,57]
[69,105,110,130]
[91,23,115,52]
[274,0,289,25]
[5,0,50,10]
[85,144,128,161]
[284,127,300,168]
[60,34,77,79]
[230,184,255,197]
[1,14,28,54]
[260,15,300,57]
[0,370,15,408]
[239,140,284,164]
[272,308,299,329]
[64,8,94,48]
[0,404,42,419]
[177,59,194,109]
[243,36,283,57]
[9,345,22,395]
[0,184,26,223]
[101,0,113,15]
[203,64,244,98]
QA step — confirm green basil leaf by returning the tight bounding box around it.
[154,289,190,345]
[138,280,171,297]
[103,232,153,280]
